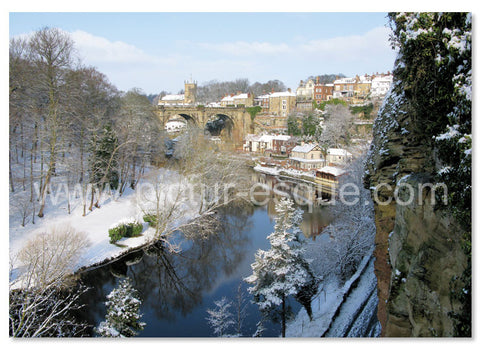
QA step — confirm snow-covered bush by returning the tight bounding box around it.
[142,213,158,228]
[96,278,145,337]
[108,218,143,244]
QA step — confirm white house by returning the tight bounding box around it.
[220,95,235,107]
[326,148,353,165]
[243,134,291,153]
[296,79,315,99]
[289,143,326,170]
[158,94,186,106]
[371,75,393,97]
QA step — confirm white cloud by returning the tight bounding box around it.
[299,26,393,59]
[196,26,393,61]
[70,30,157,64]
[197,41,290,56]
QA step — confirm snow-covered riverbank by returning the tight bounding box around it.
[286,249,380,337]
[9,169,201,282]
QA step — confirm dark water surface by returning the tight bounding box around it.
[77,173,332,337]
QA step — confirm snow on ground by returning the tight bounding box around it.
[323,257,380,337]
[286,249,377,337]
[253,164,316,180]
[9,168,200,282]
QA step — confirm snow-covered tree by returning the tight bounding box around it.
[96,278,145,337]
[233,283,248,336]
[252,317,266,337]
[206,297,234,337]
[304,155,375,281]
[244,197,317,337]
[320,104,354,147]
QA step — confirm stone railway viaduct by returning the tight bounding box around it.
[155,105,253,147]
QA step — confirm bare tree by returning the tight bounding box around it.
[10,223,91,337]
[17,223,90,289]
[320,104,354,148]
[305,155,375,281]
[10,191,33,227]
[9,281,89,337]
[28,28,75,218]
[115,88,161,193]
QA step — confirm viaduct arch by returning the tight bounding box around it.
[155,106,253,147]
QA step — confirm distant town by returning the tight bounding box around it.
[157,72,393,197]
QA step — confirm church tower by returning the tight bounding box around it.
[184,76,197,105]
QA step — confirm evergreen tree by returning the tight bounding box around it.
[287,114,301,136]
[89,123,119,190]
[96,278,145,337]
[244,198,317,337]
[206,297,235,337]
[302,113,320,137]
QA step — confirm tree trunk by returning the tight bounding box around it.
[89,185,95,211]
[9,150,15,193]
[281,294,286,337]
[37,166,52,218]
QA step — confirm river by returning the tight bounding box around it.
[76,172,333,337]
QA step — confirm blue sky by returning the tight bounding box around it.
[9,12,397,95]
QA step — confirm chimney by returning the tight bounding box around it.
[287,88,291,93]
[316,76,320,84]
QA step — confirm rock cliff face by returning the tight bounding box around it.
[364,13,471,337]
[364,38,470,338]
[364,89,467,336]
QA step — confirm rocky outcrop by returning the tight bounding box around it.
[364,74,468,338]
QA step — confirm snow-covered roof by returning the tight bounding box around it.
[292,144,319,153]
[270,91,296,98]
[357,76,372,83]
[221,95,234,102]
[232,93,249,100]
[245,134,291,143]
[161,94,185,101]
[334,77,356,84]
[244,134,262,142]
[289,157,325,163]
[316,166,346,176]
[372,75,393,83]
[272,135,291,141]
[327,148,352,156]
[258,134,291,142]
[257,94,271,99]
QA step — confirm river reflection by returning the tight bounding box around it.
[77,173,332,337]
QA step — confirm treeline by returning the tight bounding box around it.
[195,79,287,104]
[9,27,164,221]
[305,73,345,84]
